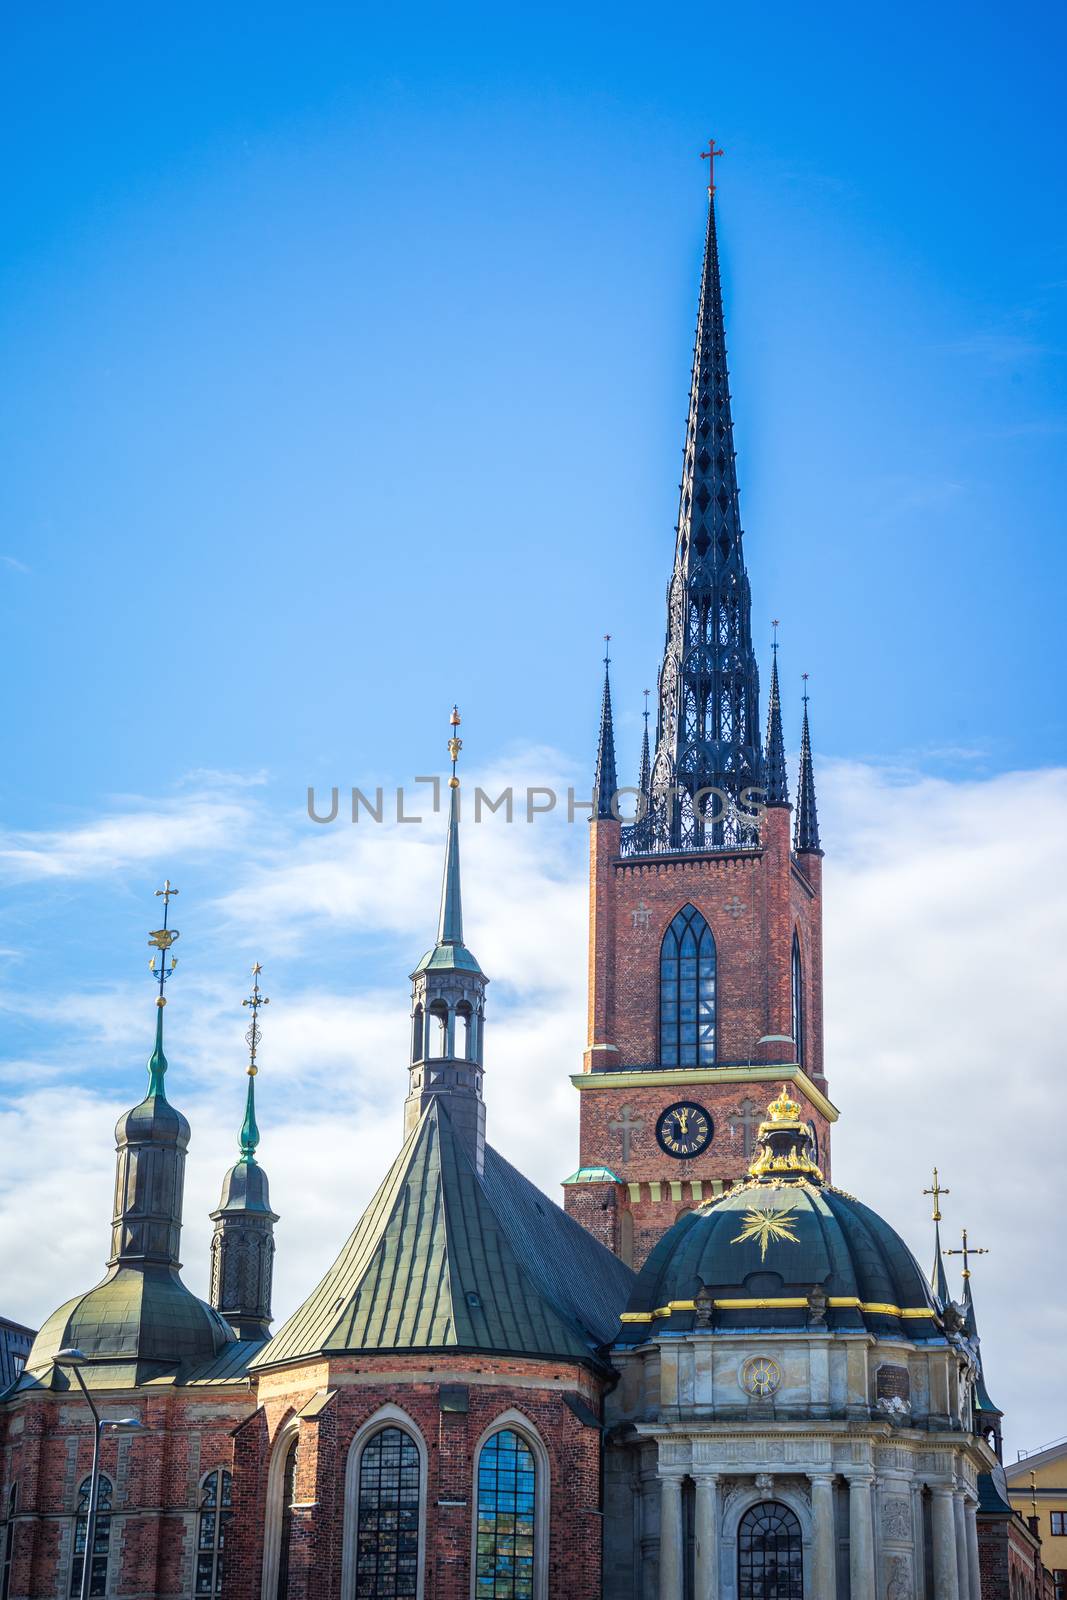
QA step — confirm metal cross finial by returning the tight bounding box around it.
[148,879,180,1006]
[447,705,462,788]
[603,633,612,669]
[945,1227,989,1280]
[923,1166,950,1222]
[242,963,270,1077]
[700,137,725,196]
[771,619,780,657]
[642,687,650,729]
[801,671,810,707]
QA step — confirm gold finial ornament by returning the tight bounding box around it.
[447,705,462,788]
[746,1083,823,1181]
[242,963,270,1076]
[148,879,180,1007]
[923,1167,950,1222]
[765,1084,802,1123]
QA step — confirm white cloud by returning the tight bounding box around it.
[0,792,256,881]
[0,756,1064,1460]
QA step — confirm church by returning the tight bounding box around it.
[0,157,1033,1600]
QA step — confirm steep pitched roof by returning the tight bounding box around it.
[254,1102,633,1372]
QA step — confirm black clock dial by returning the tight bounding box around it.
[655,1102,713,1159]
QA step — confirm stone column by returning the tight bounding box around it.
[692,1473,719,1600]
[848,1474,876,1600]
[658,1472,685,1600]
[809,1474,838,1600]
[953,1492,970,1599]
[931,1486,960,1597]
[965,1497,981,1600]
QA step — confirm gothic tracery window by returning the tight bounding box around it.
[659,905,716,1067]
[475,1429,537,1599]
[70,1475,112,1598]
[738,1501,803,1599]
[355,1426,420,1599]
[791,932,804,1066]
[196,1469,232,1596]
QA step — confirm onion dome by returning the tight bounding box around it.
[618,1086,939,1345]
[22,887,233,1387]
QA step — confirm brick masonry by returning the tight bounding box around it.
[567,808,832,1267]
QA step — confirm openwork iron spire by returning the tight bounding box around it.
[794,677,821,853]
[764,622,788,807]
[593,638,618,821]
[640,160,764,854]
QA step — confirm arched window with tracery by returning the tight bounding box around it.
[355,1426,421,1598]
[791,932,804,1066]
[738,1501,803,1599]
[475,1429,537,1598]
[659,905,716,1067]
[275,1438,298,1600]
[195,1469,232,1595]
[70,1474,112,1597]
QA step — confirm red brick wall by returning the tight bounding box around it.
[568,806,829,1264]
[227,1352,607,1600]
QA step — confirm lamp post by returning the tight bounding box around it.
[55,1348,142,1600]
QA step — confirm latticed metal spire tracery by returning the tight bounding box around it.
[634,193,765,854]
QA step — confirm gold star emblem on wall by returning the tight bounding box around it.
[730,1201,800,1261]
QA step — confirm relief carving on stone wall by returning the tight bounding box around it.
[881,1498,911,1541]
[884,1553,911,1599]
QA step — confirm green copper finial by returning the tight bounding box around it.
[239,963,269,1162]
[438,707,464,945]
[146,879,180,1096]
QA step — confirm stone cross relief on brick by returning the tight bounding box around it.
[729,1096,762,1158]
[632,901,652,930]
[609,1105,644,1163]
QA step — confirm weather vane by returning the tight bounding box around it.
[148,879,180,1007]
[802,670,810,707]
[923,1167,950,1222]
[242,963,270,1076]
[642,687,650,729]
[771,619,780,657]
[603,633,612,670]
[448,705,462,789]
[945,1227,989,1281]
[700,137,725,196]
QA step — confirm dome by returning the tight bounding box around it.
[618,1086,940,1346]
[25,1264,234,1379]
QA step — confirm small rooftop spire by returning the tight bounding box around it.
[764,621,789,807]
[239,964,269,1163]
[438,706,464,944]
[637,688,651,797]
[794,676,821,853]
[593,637,618,821]
[146,878,180,1096]
[924,1167,952,1305]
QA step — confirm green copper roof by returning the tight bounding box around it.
[562,1166,622,1185]
[254,1101,633,1372]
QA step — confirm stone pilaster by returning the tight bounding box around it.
[692,1473,719,1600]
[847,1474,875,1600]
[657,1471,684,1600]
[809,1473,837,1600]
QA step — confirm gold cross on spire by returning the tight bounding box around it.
[148,878,180,1007]
[242,962,270,1076]
[945,1227,989,1280]
[923,1166,950,1222]
[700,137,725,196]
[448,705,462,789]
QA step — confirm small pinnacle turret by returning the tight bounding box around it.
[210,964,279,1341]
[407,709,488,1172]
[593,639,618,821]
[794,679,821,853]
[764,625,789,807]
[924,1168,952,1306]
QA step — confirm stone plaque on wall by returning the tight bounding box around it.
[876,1363,910,1403]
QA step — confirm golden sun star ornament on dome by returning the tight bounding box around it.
[730,1200,801,1261]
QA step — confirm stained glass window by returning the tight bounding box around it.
[70,1475,112,1597]
[356,1427,420,1598]
[475,1430,537,1600]
[738,1501,803,1599]
[659,905,716,1067]
[195,1469,232,1595]
[791,933,804,1067]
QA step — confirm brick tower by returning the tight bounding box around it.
[563,174,837,1270]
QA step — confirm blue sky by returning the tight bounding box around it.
[1,2,1066,1453]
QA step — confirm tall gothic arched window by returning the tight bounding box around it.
[195,1469,232,1596]
[475,1429,537,1598]
[70,1475,112,1597]
[791,932,804,1066]
[355,1426,421,1598]
[738,1501,803,1599]
[1,1483,17,1600]
[659,905,716,1067]
[275,1438,298,1600]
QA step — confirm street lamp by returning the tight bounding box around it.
[55,1349,142,1600]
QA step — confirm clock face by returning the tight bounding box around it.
[655,1101,713,1159]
